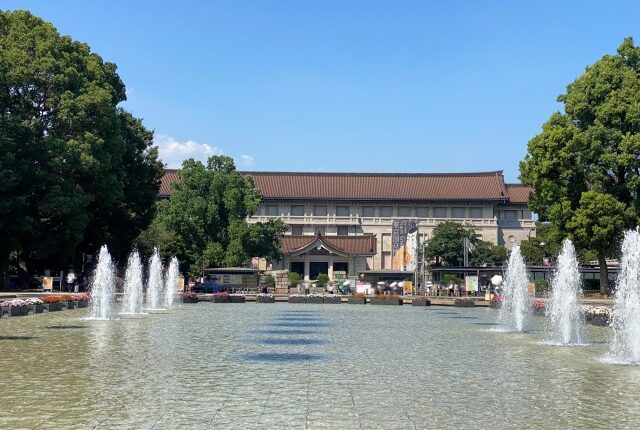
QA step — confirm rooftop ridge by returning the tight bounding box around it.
[240,170,504,177]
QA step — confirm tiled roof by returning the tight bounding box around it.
[505,184,532,204]
[159,170,532,203]
[159,169,180,197]
[280,234,377,256]
[249,171,508,201]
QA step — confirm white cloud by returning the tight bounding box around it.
[240,154,254,167]
[154,134,223,168]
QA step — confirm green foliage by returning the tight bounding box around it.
[520,37,640,292]
[0,10,162,277]
[316,273,329,287]
[153,156,286,274]
[534,280,549,296]
[264,275,275,288]
[288,271,300,287]
[442,274,463,285]
[425,221,503,266]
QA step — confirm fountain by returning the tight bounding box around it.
[88,245,117,320]
[122,250,145,314]
[146,247,164,310]
[499,245,530,332]
[606,229,640,364]
[164,257,179,307]
[547,239,584,345]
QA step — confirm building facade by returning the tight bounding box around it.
[160,170,534,281]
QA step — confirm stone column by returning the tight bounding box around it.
[304,255,310,281]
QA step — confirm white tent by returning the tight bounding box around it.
[491,275,503,286]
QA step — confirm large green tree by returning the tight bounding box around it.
[425,221,507,266]
[520,38,640,294]
[152,156,288,274]
[0,10,162,283]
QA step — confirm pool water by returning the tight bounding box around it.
[1,303,639,429]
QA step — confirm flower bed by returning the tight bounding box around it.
[370,295,403,306]
[181,292,199,303]
[323,295,341,304]
[582,305,611,326]
[213,292,230,303]
[1,299,30,316]
[256,293,275,303]
[454,299,474,308]
[306,294,324,304]
[490,295,503,309]
[411,297,431,306]
[229,293,246,303]
[25,297,45,314]
[348,293,366,304]
[532,299,546,316]
[288,294,306,304]
[72,293,90,307]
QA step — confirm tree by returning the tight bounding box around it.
[154,155,286,274]
[520,38,640,294]
[425,221,477,266]
[0,11,162,284]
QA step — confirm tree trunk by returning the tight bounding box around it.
[598,252,609,296]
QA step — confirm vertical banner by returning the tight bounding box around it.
[391,220,419,271]
[465,275,478,292]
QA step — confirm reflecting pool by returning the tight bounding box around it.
[1,304,640,429]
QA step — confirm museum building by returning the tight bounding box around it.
[160,170,533,281]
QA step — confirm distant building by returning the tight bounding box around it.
[160,170,534,281]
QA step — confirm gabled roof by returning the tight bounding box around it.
[248,171,509,201]
[281,234,377,256]
[505,184,532,204]
[159,170,531,203]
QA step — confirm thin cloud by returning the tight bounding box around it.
[240,154,254,167]
[155,134,223,168]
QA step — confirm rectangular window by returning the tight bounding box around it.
[451,207,465,218]
[266,205,278,216]
[380,206,393,217]
[504,210,518,220]
[290,262,304,277]
[336,205,350,216]
[291,205,305,216]
[469,207,483,218]
[382,252,391,269]
[434,207,447,218]
[337,226,349,235]
[362,206,375,217]
[398,206,411,217]
[416,207,429,218]
[291,225,303,235]
[313,205,327,216]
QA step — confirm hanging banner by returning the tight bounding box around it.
[391,219,419,271]
[465,275,478,292]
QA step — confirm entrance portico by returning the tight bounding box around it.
[280,234,376,281]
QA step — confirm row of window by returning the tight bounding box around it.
[289,226,351,235]
[264,204,502,219]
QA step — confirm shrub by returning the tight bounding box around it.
[288,272,300,287]
[534,280,549,296]
[443,274,463,285]
[352,293,365,298]
[264,275,275,288]
[374,294,400,299]
[181,292,198,299]
[1,299,28,307]
[42,296,62,303]
[60,294,73,302]
[71,293,91,301]
[316,274,329,288]
[213,291,230,298]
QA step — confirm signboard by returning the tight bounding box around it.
[403,281,413,295]
[465,275,478,293]
[391,219,419,271]
[42,277,53,292]
[333,271,347,280]
[221,274,242,285]
[178,277,185,292]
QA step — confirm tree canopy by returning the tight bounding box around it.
[520,37,640,293]
[0,10,163,282]
[425,221,507,267]
[150,156,288,274]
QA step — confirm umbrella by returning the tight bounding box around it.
[491,275,503,286]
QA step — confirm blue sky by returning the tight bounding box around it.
[3,1,640,181]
